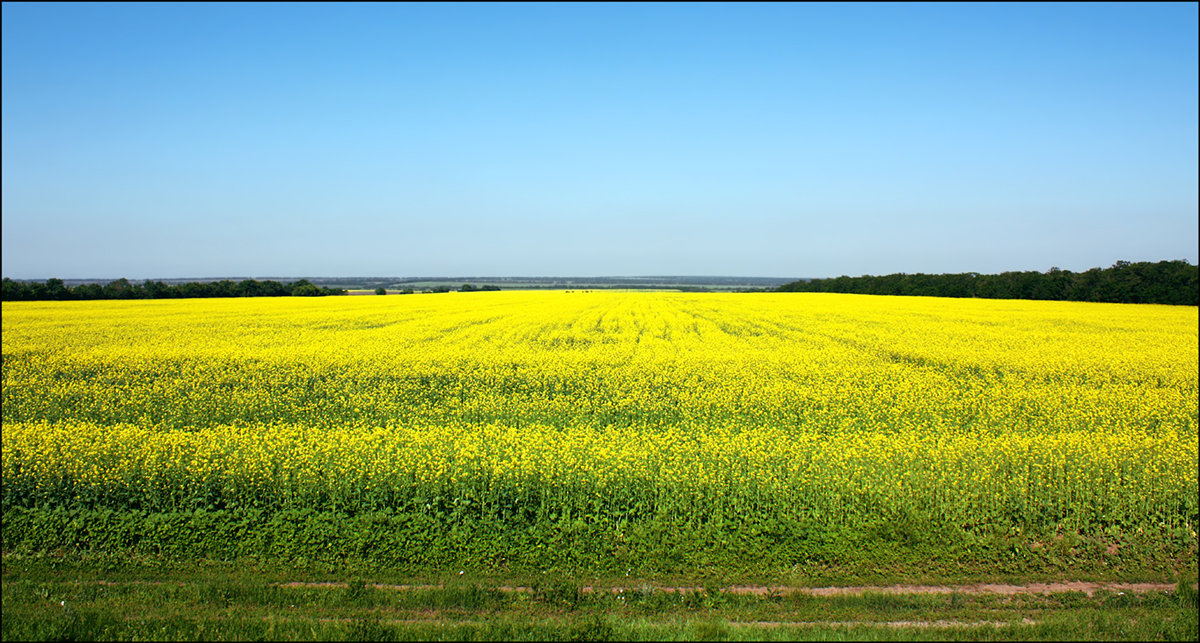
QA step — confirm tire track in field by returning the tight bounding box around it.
[303,616,1040,629]
[730,618,1040,629]
[275,580,1191,596]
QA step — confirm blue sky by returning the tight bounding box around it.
[3,2,1196,279]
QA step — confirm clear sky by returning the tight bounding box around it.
[3,2,1197,280]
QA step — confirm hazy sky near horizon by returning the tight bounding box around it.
[3,2,1197,280]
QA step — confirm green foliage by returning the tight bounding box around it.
[289,280,322,296]
[1178,576,1199,609]
[690,619,731,641]
[346,617,394,642]
[341,580,374,607]
[778,259,1199,305]
[532,579,583,609]
[0,277,346,300]
[4,506,1194,580]
[566,614,616,641]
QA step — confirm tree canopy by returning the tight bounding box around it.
[777,260,1198,306]
[1,278,345,301]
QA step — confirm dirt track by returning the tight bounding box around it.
[722,581,1186,596]
[278,580,1192,596]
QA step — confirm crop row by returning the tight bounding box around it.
[2,292,1197,570]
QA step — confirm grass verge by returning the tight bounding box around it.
[3,557,1196,641]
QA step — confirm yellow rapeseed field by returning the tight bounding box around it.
[2,291,1197,556]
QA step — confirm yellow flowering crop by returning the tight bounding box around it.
[2,292,1197,537]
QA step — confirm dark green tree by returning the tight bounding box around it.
[291,280,322,296]
[43,278,71,300]
[74,283,104,299]
[2,278,29,300]
[104,278,135,299]
[775,260,1197,305]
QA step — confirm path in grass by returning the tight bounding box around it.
[275,580,1190,596]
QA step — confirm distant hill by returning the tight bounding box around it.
[283,276,793,293]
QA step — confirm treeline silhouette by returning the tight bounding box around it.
[777,260,1198,305]
[2,277,345,301]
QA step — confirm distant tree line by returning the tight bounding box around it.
[777,260,1198,305]
[459,283,501,292]
[1,277,346,301]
